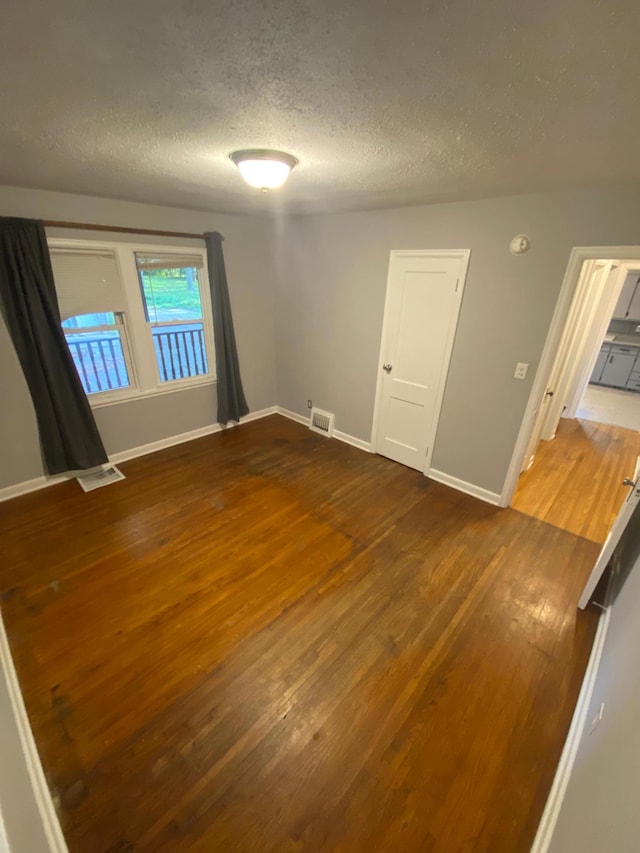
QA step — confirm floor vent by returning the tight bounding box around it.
[309,407,335,438]
[76,465,126,493]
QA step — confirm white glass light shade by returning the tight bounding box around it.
[230,150,298,190]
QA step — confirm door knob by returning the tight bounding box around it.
[623,477,635,486]
[383,363,393,373]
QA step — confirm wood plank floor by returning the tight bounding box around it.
[512,417,640,543]
[0,415,599,852]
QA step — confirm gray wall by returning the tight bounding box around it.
[5,185,640,496]
[0,186,277,489]
[547,508,640,853]
[275,188,640,494]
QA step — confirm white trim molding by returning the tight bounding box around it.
[275,408,373,452]
[0,407,278,503]
[0,473,67,504]
[0,612,68,852]
[333,430,373,453]
[110,405,277,464]
[275,406,310,426]
[531,606,611,853]
[428,468,502,506]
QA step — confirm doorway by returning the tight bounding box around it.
[372,250,469,472]
[542,260,640,439]
[504,246,640,505]
[576,264,640,431]
[519,259,640,472]
[506,246,640,546]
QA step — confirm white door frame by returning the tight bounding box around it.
[561,262,626,422]
[537,259,621,442]
[538,259,603,439]
[370,249,470,472]
[501,245,640,508]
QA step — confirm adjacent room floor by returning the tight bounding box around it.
[0,415,600,852]
[513,417,640,543]
[577,384,640,432]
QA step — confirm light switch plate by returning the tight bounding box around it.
[514,362,529,380]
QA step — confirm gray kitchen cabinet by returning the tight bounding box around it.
[613,273,640,319]
[591,347,609,382]
[599,351,636,387]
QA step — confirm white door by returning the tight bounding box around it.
[373,250,468,471]
[579,456,640,609]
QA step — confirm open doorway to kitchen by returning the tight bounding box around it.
[505,248,640,555]
[521,258,640,466]
[576,265,640,431]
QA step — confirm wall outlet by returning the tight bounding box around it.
[307,399,312,409]
[589,702,605,734]
[514,362,529,380]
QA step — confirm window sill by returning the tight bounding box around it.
[89,377,217,409]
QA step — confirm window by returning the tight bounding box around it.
[49,240,215,404]
[135,254,209,383]
[62,312,132,394]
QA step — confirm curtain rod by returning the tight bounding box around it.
[43,220,208,241]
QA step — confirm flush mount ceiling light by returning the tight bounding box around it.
[229,149,298,190]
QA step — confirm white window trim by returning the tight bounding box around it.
[48,237,217,406]
[88,376,217,408]
[62,315,137,402]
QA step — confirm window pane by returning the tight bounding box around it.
[137,267,203,323]
[62,312,116,330]
[64,326,131,395]
[152,323,209,383]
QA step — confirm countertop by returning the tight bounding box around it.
[603,334,640,348]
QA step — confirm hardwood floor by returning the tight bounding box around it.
[0,415,599,852]
[513,417,640,543]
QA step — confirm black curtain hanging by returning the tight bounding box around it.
[0,217,108,474]
[204,232,249,425]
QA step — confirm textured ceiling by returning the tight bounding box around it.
[2,0,640,215]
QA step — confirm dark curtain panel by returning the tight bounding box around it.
[0,217,108,474]
[204,232,249,425]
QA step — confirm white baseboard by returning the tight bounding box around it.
[275,406,310,426]
[0,612,68,852]
[109,405,277,466]
[427,468,502,506]
[275,408,373,452]
[0,473,68,504]
[333,429,373,453]
[0,407,278,503]
[109,423,223,466]
[240,406,278,423]
[531,606,611,853]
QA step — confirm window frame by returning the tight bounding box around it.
[62,313,137,399]
[49,237,216,407]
